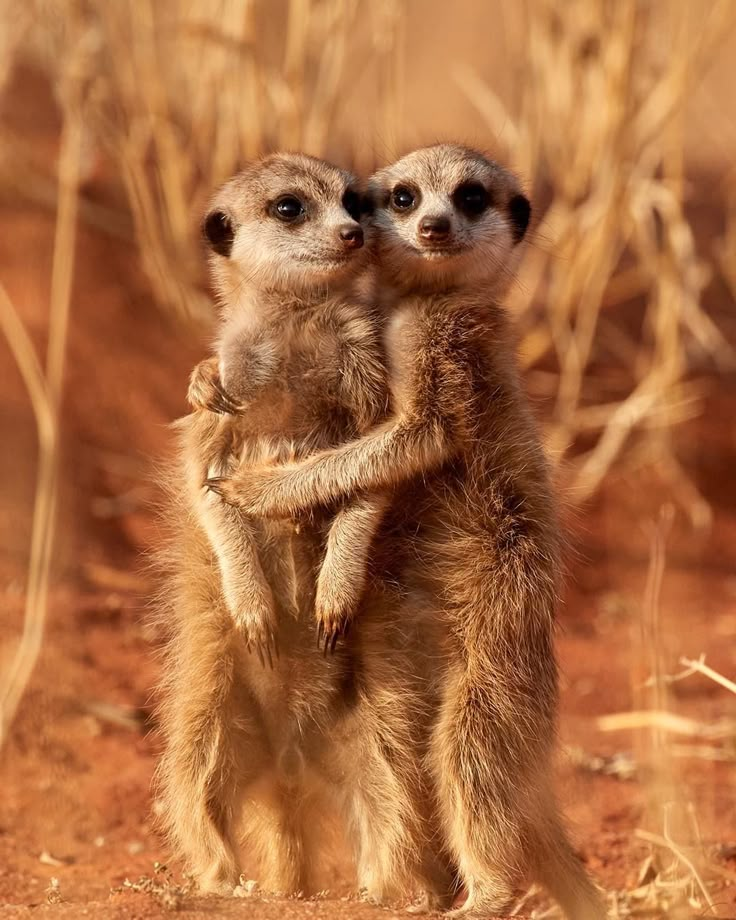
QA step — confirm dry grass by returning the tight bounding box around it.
[0,73,82,745]
[111,862,195,911]
[0,1,730,504]
[588,508,735,917]
[0,0,404,321]
[458,0,735,521]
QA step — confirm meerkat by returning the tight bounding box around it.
[209,144,606,919]
[156,153,452,903]
[186,163,390,655]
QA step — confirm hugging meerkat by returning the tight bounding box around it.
[157,153,451,902]
[188,161,387,655]
[211,144,606,919]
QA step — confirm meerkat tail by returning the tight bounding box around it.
[530,807,607,920]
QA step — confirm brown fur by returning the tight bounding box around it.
[214,145,606,918]
[155,154,453,901]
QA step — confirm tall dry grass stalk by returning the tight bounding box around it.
[458,0,734,521]
[0,90,82,745]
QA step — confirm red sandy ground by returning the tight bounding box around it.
[1,82,736,920]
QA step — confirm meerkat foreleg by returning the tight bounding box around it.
[187,357,279,661]
[315,492,389,653]
[205,313,474,517]
[206,413,454,518]
[198,489,278,664]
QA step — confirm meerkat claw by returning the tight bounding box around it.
[209,394,237,415]
[204,477,235,503]
[210,381,242,415]
[204,477,224,495]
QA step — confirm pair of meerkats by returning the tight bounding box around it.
[156,144,606,919]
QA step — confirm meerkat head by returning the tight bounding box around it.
[370,144,531,293]
[202,153,372,303]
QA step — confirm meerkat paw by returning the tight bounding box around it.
[194,860,241,896]
[233,878,261,898]
[358,887,394,908]
[188,356,242,415]
[205,467,295,518]
[237,611,279,669]
[405,892,439,914]
[225,589,279,668]
[314,573,356,655]
[445,888,514,918]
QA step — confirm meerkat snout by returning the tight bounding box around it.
[338,222,364,248]
[418,215,451,243]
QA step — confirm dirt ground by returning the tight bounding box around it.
[2,85,736,920]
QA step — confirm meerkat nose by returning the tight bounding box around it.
[338,224,364,249]
[419,216,451,241]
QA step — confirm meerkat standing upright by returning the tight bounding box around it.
[157,153,453,903]
[187,174,388,655]
[211,144,606,919]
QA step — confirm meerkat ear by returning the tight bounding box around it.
[202,209,235,257]
[508,194,531,243]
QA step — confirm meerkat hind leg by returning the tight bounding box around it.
[239,770,318,896]
[157,642,265,894]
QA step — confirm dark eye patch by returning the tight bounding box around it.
[453,182,490,218]
[202,209,235,257]
[342,189,363,222]
[508,194,531,243]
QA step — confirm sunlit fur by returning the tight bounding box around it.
[371,144,525,296]
[155,154,452,901]
[190,153,389,648]
[216,144,606,919]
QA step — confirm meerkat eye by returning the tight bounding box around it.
[342,189,363,222]
[391,186,417,211]
[453,182,490,217]
[271,195,305,223]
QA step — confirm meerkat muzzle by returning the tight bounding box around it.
[418,215,451,242]
[338,224,364,249]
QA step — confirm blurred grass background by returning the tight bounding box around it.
[3,0,735,502]
[1,1,736,914]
